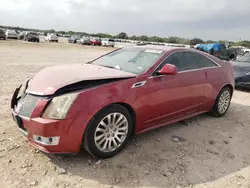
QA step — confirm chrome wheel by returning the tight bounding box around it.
[94,113,129,152]
[218,90,231,114]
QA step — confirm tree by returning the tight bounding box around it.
[206,40,216,44]
[138,35,149,41]
[165,36,179,44]
[129,35,138,40]
[190,38,204,45]
[117,32,128,39]
[149,36,164,42]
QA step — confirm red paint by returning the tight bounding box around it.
[14,48,234,154]
[158,64,178,75]
[90,39,102,46]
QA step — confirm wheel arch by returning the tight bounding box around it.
[222,84,234,97]
[81,102,137,149]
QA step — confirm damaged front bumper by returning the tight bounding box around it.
[10,84,85,154]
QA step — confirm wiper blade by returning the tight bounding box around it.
[101,65,121,70]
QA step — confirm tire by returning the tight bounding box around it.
[210,87,232,117]
[83,104,133,158]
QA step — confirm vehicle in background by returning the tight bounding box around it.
[101,38,115,47]
[195,43,237,61]
[68,36,80,44]
[231,53,250,89]
[18,31,28,40]
[5,30,18,39]
[0,29,6,40]
[243,48,250,55]
[90,38,102,46]
[11,46,234,158]
[77,36,91,45]
[24,32,40,42]
[45,33,58,42]
[231,46,246,57]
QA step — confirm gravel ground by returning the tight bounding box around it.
[0,38,249,188]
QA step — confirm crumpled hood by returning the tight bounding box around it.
[27,64,136,95]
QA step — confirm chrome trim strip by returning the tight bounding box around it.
[26,90,44,96]
[19,128,28,136]
[149,50,221,79]
[131,81,147,88]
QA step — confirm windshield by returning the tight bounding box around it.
[237,54,250,63]
[91,48,164,74]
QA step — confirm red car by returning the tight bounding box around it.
[11,46,234,158]
[90,38,102,46]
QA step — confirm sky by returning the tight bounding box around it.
[0,0,250,41]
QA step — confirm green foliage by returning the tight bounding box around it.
[190,38,204,45]
[232,41,250,48]
[149,36,164,42]
[117,32,128,39]
[206,40,217,43]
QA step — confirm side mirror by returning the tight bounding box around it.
[157,64,178,75]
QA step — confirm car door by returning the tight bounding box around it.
[141,51,207,127]
[191,52,221,104]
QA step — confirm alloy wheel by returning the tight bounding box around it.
[218,90,231,114]
[94,112,129,153]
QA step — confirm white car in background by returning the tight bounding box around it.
[101,38,115,47]
[243,48,250,55]
[5,30,18,39]
[45,33,58,42]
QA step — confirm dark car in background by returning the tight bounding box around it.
[24,32,39,42]
[231,54,250,89]
[0,29,6,40]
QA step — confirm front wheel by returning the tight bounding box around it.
[210,87,232,117]
[83,104,133,158]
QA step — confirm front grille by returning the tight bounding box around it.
[16,94,42,118]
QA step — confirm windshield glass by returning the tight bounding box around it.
[91,48,164,74]
[237,54,250,63]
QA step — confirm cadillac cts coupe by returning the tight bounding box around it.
[11,46,234,158]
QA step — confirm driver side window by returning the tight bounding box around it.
[154,52,199,74]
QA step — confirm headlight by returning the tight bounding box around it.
[246,72,250,75]
[42,93,78,120]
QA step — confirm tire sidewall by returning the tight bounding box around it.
[84,104,133,158]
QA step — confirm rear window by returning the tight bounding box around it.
[192,53,218,68]
[109,39,115,42]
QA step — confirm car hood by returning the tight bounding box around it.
[27,64,136,95]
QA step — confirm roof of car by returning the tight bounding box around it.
[133,44,189,52]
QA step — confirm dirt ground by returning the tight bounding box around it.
[0,38,249,188]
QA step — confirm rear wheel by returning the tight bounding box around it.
[210,87,232,117]
[83,104,133,158]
